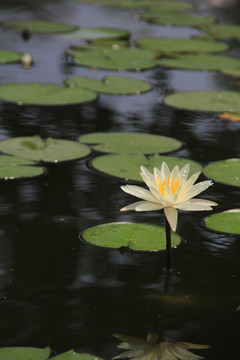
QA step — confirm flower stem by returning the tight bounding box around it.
[165,219,172,272]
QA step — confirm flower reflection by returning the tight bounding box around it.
[113,332,209,360]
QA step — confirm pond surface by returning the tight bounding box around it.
[0,0,239,359]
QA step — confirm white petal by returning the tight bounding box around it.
[177,180,213,203]
[164,184,175,203]
[177,172,200,201]
[165,348,178,360]
[140,168,156,190]
[189,198,218,206]
[161,162,171,178]
[121,185,158,202]
[120,201,147,211]
[170,165,179,183]
[179,163,190,182]
[149,185,169,206]
[174,202,213,211]
[164,207,178,232]
[136,202,164,211]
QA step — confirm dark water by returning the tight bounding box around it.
[0,0,239,359]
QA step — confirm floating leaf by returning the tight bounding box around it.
[0,346,50,360]
[66,75,151,95]
[205,210,240,234]
[90,154,202,181]
[203,158,240,187]
[148,1,194,11]
[164,90,240,112]
[204,24,240,40]
[221,67,240,77]
[0,49,23,64]
[219,112,240,122]
[0,83,97,106]
[0,136,91,163]
[142,13,215,28]
[81,222,181,251]
[1,20,78,34]
[74,0,193,9]
[79,132,181,154]
[51,351,104,360]
[158,54,240,71]
[135,37,228,54]
[0,155,44,179]
[61,27,129,40]
[89,38,129,49]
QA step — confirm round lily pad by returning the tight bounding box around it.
[90,153,202,181]
[158,54,240,71]
[61,27,129,40]
[1,20,78,34]
[0,83,97,106]
[51,351,104,360]
[142,13,215,28]
[205,210,240,234]
[0,49,23,64]
[164,90,240,113]
[79,132,181,154]
[205,24,240,40]
[0,155,44,179]
[135,37,228,54]
[203,159,240,187]
[0,346,50,360]
[0,136,91,163]
[81,222,181,251]
[66,75,151,95]
[67,46,158,71]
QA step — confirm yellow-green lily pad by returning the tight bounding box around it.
[221,68,240,77]
[0,346,50,360]
[205,210,240,234]
[0,83,97,106]
[0,49,23,64]
[142,13,215,28]
[81,222,181,251]
[203,158,240,187]
[0,155,44,179]
[79,132,182,154]
[164,90,240,113]
[135,37,228,54]
[1,20,78,34]
[0,136,91,163]
[66,75,151,95]
[61,27,130,40]
[51,351,104,360]
[90,153,202,181]
[204,24,240,40]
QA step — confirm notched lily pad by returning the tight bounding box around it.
[1,20,78,34]
[61,27,130,40]
[0,346,50,360]
[0,155,44,179]
[203,158,240,187]
[79,132,181,154]
[0,83,97,106]
[164,90,240,113]
[66,75,151,95]
[90,153,202,181]
[0,136,91,163]
[142,13,215,28]
[0,49,23,64]
[81,222,181,251]
[205,209,240,234]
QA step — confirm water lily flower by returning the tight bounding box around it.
[113,332,210,360]
[120,162,218,232]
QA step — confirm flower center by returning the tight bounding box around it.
[157,176,180,197]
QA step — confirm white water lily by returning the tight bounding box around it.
[121,162,217,232]
[113,333,210,360]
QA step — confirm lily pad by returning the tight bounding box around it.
[0,83,97,106]
[221,68,240,77]
[203,158,240,187]
[90,153,202,181]
[135,37,228,54]
[164,90,240,113]
[148,1,194,11]
[61,27,129,40]
[1,20,78,34]
[67,46,158,71]
[81,222,181,251]
[0,49,23,64]
[0,136,91,163]
[66,75,151,95]
[158,54,240,71]
[51,351,104,360]
[204,24,240,40]
[79,132,181,154]
[0,346,50,360]
[205,210,240,234]
[142,13,215,28]
[0,155,44,179]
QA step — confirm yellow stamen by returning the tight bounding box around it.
[157,176,180,197]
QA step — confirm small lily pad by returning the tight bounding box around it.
[0,83,97,106]
[61,27,130,40]
[204,24,240,40]
[51,351,104,360]
[164,90,240,113]
[135,37,228,54]
[81,222,181,251]
[0,136,91,163]
[79,132,181,154]
[142,13,215,28]
[203,159,240,187]
[0,49,23,64]
[205,210,240,234]
[0,346,50,360]
[66,75,151,95]
[0,155,44,179]
[158,54,240,71]
[90,153,202,181]
[1,20,78,34]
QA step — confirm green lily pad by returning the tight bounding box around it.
[66,75,151,95]
[148,1,194,11]
[204,24,240,40]
[142,13,215,28]
[1,20,78,34]
[81,222,181,251]
[205,210,240,234]
[203,159,240,187]
[0,136,91,163]
[0,49,23,64]
[67,46,158,71]
[90,153,202,181]
[221,68,240,77]
[158,54,240,71]
[51,351,104,360]
[0,346,50,360]
[79,132,182,154]
[0,155,44,179]
[61,27,130,40]
[88,38,129,49]
[135,37,228,54]
[0,83,97,106]
[164,90,240,113]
